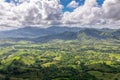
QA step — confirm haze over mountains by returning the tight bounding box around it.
[0,27,81,38]
[0,27,120,43]
[1,0,120,80]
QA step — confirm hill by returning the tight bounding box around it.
[0,26,81,38]
[0,27,120,43]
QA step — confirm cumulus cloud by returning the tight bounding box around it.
[63,0,102,25]
[63,0,120,28]
[102,0,120,20]
[0,0,63,30]
[20,0,63,26]
[0,0,21,30]
[0,0,120,30]
[67,0,79,8]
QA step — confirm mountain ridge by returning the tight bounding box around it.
[0,26,82,38]
[0,26,120,43]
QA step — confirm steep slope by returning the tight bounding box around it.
[34,31,77,43]
[33,28,120,43]
[77,28,115,39]
[0,27,120,43]
[0,26,82,38]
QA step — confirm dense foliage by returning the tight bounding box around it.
[0,27,120,80]
[0,39,120,80]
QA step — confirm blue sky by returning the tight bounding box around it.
[61,0,104,12]
[1,0,119,30]
[6,0,10,2]
[6,0,104,12]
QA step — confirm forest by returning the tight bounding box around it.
[0,27,120,80]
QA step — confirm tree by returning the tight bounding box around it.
[5,75,10,80]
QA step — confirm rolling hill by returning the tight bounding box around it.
[0,27,120,43]
[0,26,82,38]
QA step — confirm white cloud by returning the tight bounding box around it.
[0,0,120,30]
[102,0,120,20]
[0,1,21,30]
[62,0,120,28]
[0,0,63,30]
[67,0,79,8]
[63,0,102,25]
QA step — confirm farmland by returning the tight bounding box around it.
[0,39,120,80]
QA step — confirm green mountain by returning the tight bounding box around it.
[0,27,120,80]
[0,27,120,43]
[0,26,81,38]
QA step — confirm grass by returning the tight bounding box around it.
[0,39,120,80]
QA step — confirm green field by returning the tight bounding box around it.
[0,39,120,80]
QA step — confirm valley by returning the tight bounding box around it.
[0,27,120,80]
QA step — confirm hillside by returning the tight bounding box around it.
[0,27,120,44]
[0,27,120,80]
[0,26,82,38]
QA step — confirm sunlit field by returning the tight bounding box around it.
[0,38,120,80]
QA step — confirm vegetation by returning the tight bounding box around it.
[0,27,120,80]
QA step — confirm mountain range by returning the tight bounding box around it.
[0,26,120,43]
[0,26,81,38]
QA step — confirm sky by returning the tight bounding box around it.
[60,0,104,12]
[5,0,104,12]
[0,0,120,30]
